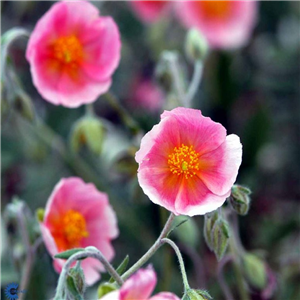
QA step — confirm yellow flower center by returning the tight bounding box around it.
[168,144,200,179]
[199,1,231,20]
[53,35,83,64]
[62,210,88,247]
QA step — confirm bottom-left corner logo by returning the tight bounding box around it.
[4,283,26,300]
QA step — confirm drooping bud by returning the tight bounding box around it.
[204,211,230,261]
[185,28,208,62]
[203,211,219,250]
[211,218,230,261]
[182,289,212,300]
[68,264,86,295]
[97,282,117,299]
[230,185,251,215]
[70,116,104,155]
[242,253,267,290]
[155,52,174,93]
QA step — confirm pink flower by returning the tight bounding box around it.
[130,79,164,112]
[26,1,121,108]
[176,1,258,49]
[40,177,118,285]
[135,107,242,216]
[100,266,180,300]
[130,1,170,24]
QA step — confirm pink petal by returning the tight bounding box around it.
[176,1,258,49]
[150,292,181,300]
[81,17,121,81]
[120,267,156,300]
[161,108,227,155]
[198,134,242,196]
[174,176,230,216]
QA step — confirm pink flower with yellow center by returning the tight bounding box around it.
[40,177,118,285]
[100,266,180,300]
[135,107,242,216]
[26,1,121,107]
[177,1,258,49]
[130,1,170,24]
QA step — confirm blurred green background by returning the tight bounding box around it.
[1,1,300,300]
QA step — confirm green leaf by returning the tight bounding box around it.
[109,255,129,283]
[167,218,188,237]
[54,248,85,260]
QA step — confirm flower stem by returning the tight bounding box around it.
[185,60,203,107]
[54,247,123,300]
[161,238,190,292]
[121,212,175,280]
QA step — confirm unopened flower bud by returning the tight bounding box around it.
[155,53,173,93]
[36,208,45,222]
[204,211,219,251]
[68,265,86,295]
[70,116,104,155]
[242,253,267,290]
[230,185,251,215]
[211,218,230,261]
[97,282,117,298]
[185,28,208,62]
[182,289,212,300]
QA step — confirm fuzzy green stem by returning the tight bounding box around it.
[185,60,203,107]
[121,213,175,281]
[161,238,190,292]
[54,248,123,300]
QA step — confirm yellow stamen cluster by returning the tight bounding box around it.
[53,35,83,64]
[168,144,200,179]
[63,210,88,247]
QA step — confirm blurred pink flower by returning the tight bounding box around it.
[131,79,164,112]
[26,1,121,107]
[176,1,258,49]
[40,177,118,285]
[100,266,180,300]
[135,107,242,216]
[130,1,169,24]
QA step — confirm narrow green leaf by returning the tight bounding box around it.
[109,255,129,283]
[54,248,85,260]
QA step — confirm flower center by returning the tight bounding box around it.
[62,210,88,247]
[199,1,231,20]
[168,144,200,179]
[53,35,83,64]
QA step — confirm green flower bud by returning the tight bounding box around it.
[230,185,251,215]
[36,208,45,222]
[203,211,219,251]
[183,289,212,300]
[211,218,230,261]
[242,253,267,290]
[97,282,117,299]
[185,28,208,62]
[68,265,86,295]
[70,116,104,155]
[155,53,173,93]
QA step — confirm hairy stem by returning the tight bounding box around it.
[54,247,123,300]
[121,213,175,280]
[161,238,190,292]
[185,60,203,107]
